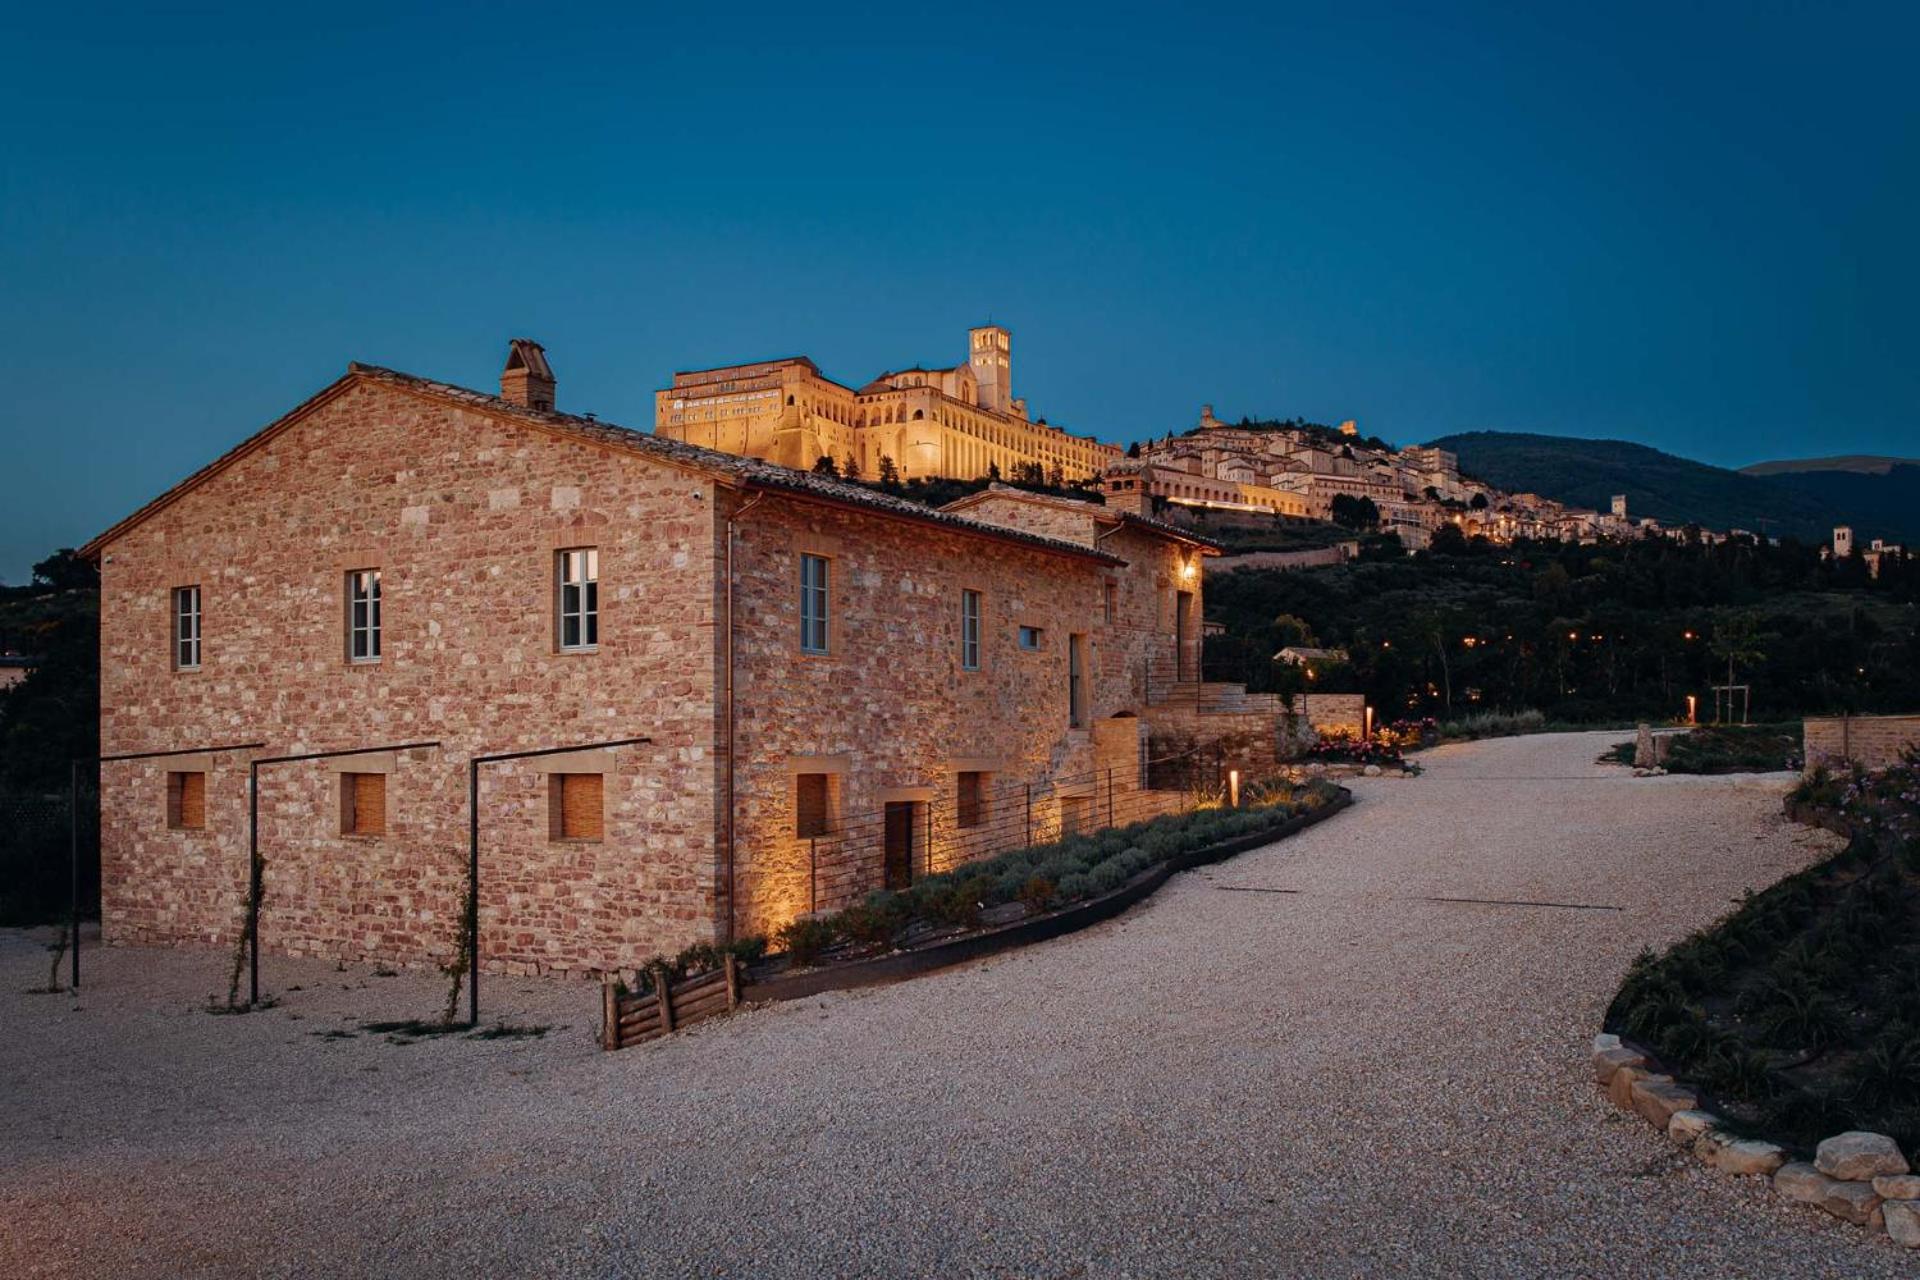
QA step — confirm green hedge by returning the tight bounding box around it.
[774,779,1342,965]
[1605,757,1920,1157]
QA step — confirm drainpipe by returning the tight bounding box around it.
[722,489,766,944]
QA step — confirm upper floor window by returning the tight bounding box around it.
[173,586,202,670]
[960,589,981,670]
[800,554,830,654]
[1018,625,1043,651]
[557,548,599,651]
[347,570,381,663]
[1068,633,1088,728]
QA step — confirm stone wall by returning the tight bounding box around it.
[1297,693,1366,735]
[1803,714,1920,775]
[97,377,725,976]
[725,491,1131,931]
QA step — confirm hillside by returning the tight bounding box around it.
[1741,454,1920,477]
[1738,456,1920,546]
[1427,431,1918,544]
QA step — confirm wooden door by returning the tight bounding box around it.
[883,802,916,890]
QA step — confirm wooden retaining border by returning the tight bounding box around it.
[599,790,1352,1050]
[601,955,743,1051]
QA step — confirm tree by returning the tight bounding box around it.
[810,454,840,478]
[1125,441,1141,459]
[841,453,861,481]
[1330,494,1380,530]
[1047,462,1065,488]
[877,455,900,486]
[30,549,97,593]
[988,461,1001,481]
[1469,492,1489,510]
[1428,523,1470,556]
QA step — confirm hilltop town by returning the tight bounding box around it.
[655,326,1698,551]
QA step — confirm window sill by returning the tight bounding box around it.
[557,646,600,656]
[548,837,604,846]
[341,831,387,841]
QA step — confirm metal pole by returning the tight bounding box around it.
[468,758,480,1028]
[69,759,81,989]
[248,761,260,1006]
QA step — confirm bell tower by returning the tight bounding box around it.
[968,325,1011,414]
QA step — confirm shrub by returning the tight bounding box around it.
[1056,872,1093,902]
[777,916,838,966]
[1018,876,1058,914]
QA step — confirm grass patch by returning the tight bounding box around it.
[1606,753,1920,1158]
[1663,722,1802,774]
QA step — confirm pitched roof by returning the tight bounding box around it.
[81,363,1125,568]
[938,484,1221,553]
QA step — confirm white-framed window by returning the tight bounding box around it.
[346,569,381,663]
[173,585,202,670]
[557,548,599,651]
[960,589,981,670]
[800,553,829,654]
[1018,624,1042,651]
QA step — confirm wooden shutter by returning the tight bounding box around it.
[349,773,387,835]
[560,773,603,841]
[169,772,206,830]
[957,772,985,829]
[795,773,830,839]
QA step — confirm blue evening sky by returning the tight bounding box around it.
[2,3,1915,583]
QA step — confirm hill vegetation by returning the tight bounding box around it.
[1204,530,1920,725]
[1427,431,1847,541]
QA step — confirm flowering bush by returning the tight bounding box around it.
[1375,717,1438,750]
[1304,728,1405,767]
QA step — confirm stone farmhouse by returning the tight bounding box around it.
[79,341,1323,978]
[654,325,1120,484]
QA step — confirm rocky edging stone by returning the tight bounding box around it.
[1594,1033,1918,1248]
[743,790,1355,1004]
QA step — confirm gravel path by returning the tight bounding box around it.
[2,731,1906,1279]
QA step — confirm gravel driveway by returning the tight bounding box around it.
[2,731,1905,1278]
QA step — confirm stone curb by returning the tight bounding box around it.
[1592,1033,1917,1247]
[742,791,1355,1003]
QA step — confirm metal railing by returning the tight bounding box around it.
[797,746,1239,916]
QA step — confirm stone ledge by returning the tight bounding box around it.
[1592,1033,1915,1248]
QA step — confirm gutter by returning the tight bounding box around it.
[721,489,767,944]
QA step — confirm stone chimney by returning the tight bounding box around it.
[1103,466,1156,517]
[500,338,555,411]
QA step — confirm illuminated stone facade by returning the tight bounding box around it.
[85,347,1219,976]
[655,326,1120,483]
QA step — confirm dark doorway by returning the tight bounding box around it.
[883,801,917,890]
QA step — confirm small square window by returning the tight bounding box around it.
[956,771,990,829]
[167,771,206,830]
[550,772,604,841]
[341,773,386,836]
[795,772,836,839]
[1018,625,1043,651]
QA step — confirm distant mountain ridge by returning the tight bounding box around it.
[1425,431,1918,545]
[1740,455,1920,477]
